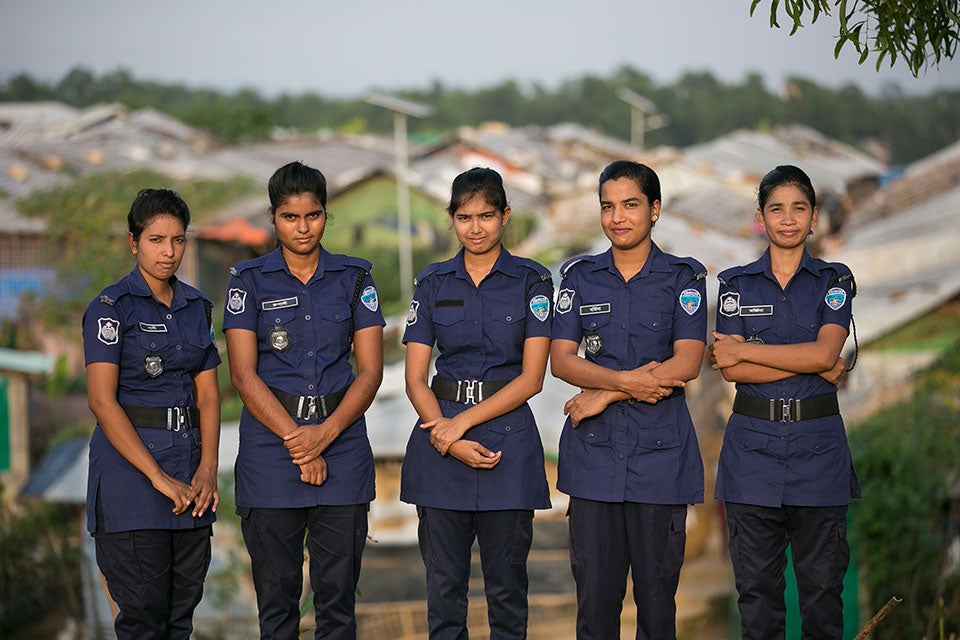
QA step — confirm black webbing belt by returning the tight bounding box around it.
[271,387,347,420]
[732,392,839,423]
[121,405,199,431]
[431,377,509,405]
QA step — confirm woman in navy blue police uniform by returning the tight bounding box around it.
[223,161,384,640]
[401,167,552,639]
[710,165,858,640]
[550,161,706,640]
[83,188,221,640]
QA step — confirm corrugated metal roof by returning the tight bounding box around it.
[0,346,54,374]
[19,436,88,502]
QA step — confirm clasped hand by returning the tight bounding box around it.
[620,361,684,404]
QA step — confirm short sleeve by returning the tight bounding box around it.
[672,268,707,342]
[716,276,746,338]
[352,271,386,332]
[222,273,257,332]
[402,280,436,347]
[82,298,123,366]
[821,271,854,330]
[524,276,554,339]
[550,270,582,343]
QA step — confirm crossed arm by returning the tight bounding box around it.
[550,338,706,426]
[405,336,550,468]
[709,323,848,384]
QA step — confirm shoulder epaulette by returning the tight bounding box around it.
[559,255,591,279]
[516,258,552,282]
[667,255,707,280]
[414,264,440,288]
[341,255,373,273]
[229,257,263,276]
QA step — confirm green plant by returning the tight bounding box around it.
[0,500,82,636]
[848,341,960,638]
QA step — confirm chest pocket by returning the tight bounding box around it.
[794,313,820,339]
[262,308,298,332]
[744,316,774,342]
[135,330,170,352]
[433,306,465,326]
[636,311,672,333]
[490,305,523,325]
[580,308,612,333]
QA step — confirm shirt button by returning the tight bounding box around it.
[305,315,311,320]
[781,296,787,301]
[620,324,626,329]
[275,317,281,323]
[505,315,512,321]
[166,314,172,320]
[176,345,181,351]
[182,472,189,479]
[656,440,662,447]
[776,460,784,466]
[653,321,659,327]
[475,320,480,325]
[308,384,315,390]
[178,400,184,406]
[618,454,624,460]
[150,342,156,348]
[587,433,595,439]
[182,433,188,439]
[308,351,314,356]
[148,443,154,449]
[335,314,341,320]
[504,426,511,432]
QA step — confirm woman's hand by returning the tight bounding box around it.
[420,416,468,456]
[447,440,501,469]
[190,463,219,517]
[619,361,684,403]
[283,424,339,464]
[819,356,847,385]
[564,389,612,426]
[297,456,328,486]
[710,332,747,369]
[152,473,197,515]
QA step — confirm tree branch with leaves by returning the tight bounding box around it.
[751,0,960,76]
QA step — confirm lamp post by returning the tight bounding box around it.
[615,87,669,150]
[364,91,432,305]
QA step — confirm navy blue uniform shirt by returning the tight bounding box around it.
[551,243,706,505]
[82,267,221,533]
[400,248,553,511]
[714,248,861,507]
[223,247,384,508]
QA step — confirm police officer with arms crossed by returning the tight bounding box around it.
[550,160,707,640]
[401,167,553,639]
[710,164,858,640]
[83,188,221,640]
[223,161,384,639]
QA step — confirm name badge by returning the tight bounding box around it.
[739,305,773,316]
[579,303,611,316]
[139,322,168,332]
[262,297,299,311]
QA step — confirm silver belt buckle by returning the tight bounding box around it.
[167,407,185,431]
[297,395,318,419]
[463,380,482,405]
[781,398,794,423]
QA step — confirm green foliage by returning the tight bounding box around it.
[3,65,959,165]
[751,0,960,77]
[0,501,82,636]
[15,170,256,329]
[848,341,960,638]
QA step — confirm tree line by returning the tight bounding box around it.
[2,65,958,166]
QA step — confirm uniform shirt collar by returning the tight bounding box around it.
[442,247,520,281]
[592,241,670,277]
[262,245,337,283]
[749,248,823,282]
[124,267,194,311]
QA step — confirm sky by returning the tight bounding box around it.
[1,0,958,99]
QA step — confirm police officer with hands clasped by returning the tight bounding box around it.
[550,160,707,640]
[400,167,553,639]
[223,161,385,640]
[710,165,859,640]
[83,188,221,640]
